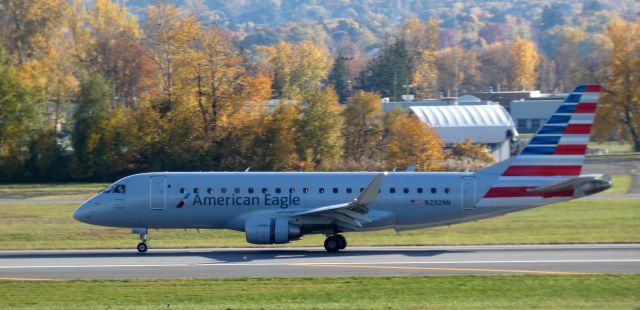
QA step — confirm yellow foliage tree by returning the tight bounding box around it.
[447,139,494,164]
[342,91,383,162]
[595,19,640,151]
[509,38,539,90]
[256,41,330,99]
[384,109,444,171]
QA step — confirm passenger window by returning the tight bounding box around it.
[113,184,126,194]
[262,188,268,193]
[319,187,325,193]
[403,188,409,194]
[333,188,339,194]
[234,188,240,194]
[303,187,309,194]
[431,188,436,194]
[207,188,213,194]
[221,188,227,194]
[180,188,185,194]
[289,187,295,193]
[248,188,254,194]
[346,188,352,194]
[193,188,199,194]
[276,188,282,194]
[445,187,451,194]
[390,188,396,194]
[417,188,423,194]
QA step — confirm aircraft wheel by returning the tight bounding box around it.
[324,236,340,252]
[335,234,347,250]
[137,242,148,253]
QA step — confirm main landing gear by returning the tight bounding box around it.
[132,228,149,253]
[324,234,347,252]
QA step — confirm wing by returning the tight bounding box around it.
[291,173,386,231]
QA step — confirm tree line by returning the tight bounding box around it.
[0,0,638,182]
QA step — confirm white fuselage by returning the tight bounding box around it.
[73,171,572,233]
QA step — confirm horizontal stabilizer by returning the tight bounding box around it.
[527,174,611,195]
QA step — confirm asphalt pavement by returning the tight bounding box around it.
[0,244,638,280]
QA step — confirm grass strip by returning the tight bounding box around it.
[0,198,638,250]
[0,275,638,309]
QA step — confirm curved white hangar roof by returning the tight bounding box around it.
[408,105,518,144]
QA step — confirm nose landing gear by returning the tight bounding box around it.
[132,228,149,253]
[324,234,347,252]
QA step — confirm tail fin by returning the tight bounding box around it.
[488,84,601,177]
[477,85,602,203]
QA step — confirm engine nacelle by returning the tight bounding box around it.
[245,216,301,244]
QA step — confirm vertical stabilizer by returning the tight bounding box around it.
[478,84,601,203]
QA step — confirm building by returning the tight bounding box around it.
[408,105,518,162]
[509,93,567,133]
[471,90,546,109]
[382,95,497,112]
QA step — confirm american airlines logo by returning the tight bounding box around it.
[176,193,191,208]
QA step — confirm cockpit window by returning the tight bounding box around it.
[112,184,126,194]
[101,185,114,193]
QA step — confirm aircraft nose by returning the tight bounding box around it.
[73,203,92,223]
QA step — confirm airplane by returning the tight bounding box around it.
[73,84,612,253]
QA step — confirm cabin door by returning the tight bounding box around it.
[462,176,477,210]
[149,176,167,210]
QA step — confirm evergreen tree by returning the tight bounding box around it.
[357,40,412,100]
[72,74,113,179]
[328,54,351,103]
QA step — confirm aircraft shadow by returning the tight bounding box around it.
[0,248,471,263]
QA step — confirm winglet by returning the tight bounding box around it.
[354,173,386,205]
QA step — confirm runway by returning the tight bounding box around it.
[0,244,638,280]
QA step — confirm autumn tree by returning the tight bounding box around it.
[384,109,444,171]
[143,3,198,111]
[447,139,494,164]
[342,91,383,164]
[402,18,440,99]
[256,41,330,99]
[509,38,539,90]
[296,88,344,170]
[436,47,465,96]
[0,0,67,65]
[262,103,300,171]
[0,49,45,181]
[595,19,640,151]
[478,42,513,91]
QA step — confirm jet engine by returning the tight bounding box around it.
[245,216,301,244]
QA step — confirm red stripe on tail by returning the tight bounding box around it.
[484,186,574,198]
[574,103,597,113]
[564,124,592,134]
[585,85,601,92]
[503,165,581,176]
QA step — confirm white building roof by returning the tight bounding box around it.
[408,105,517,143]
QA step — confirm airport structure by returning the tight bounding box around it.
[408,105,518,162]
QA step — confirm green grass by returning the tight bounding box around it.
[0,275,638,309]
[603,175,633,195]
[0,183,107,199]
[588,141,635,154]
[0,198,638,250]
